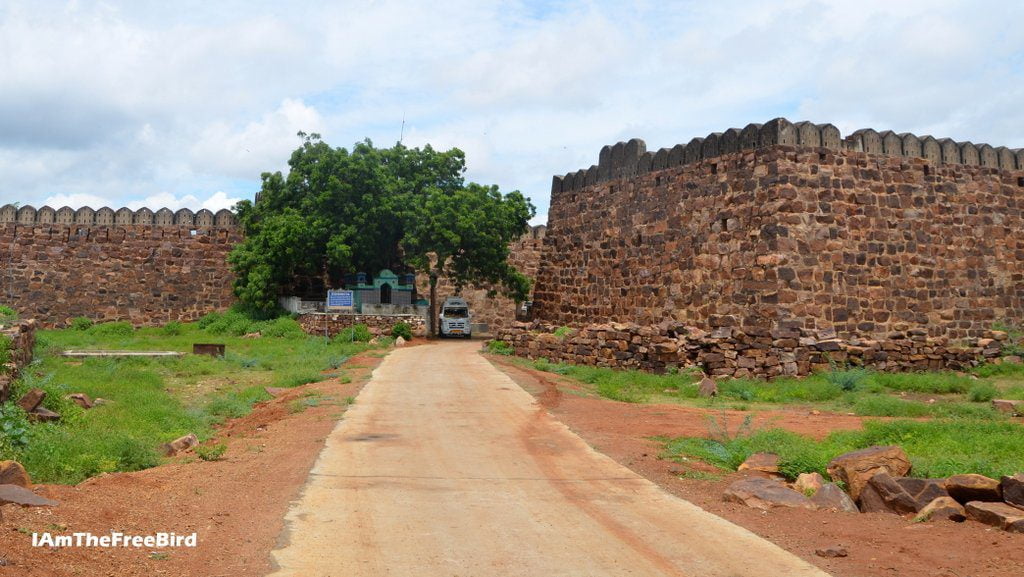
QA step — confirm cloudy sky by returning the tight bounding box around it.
[2,1,1022,224]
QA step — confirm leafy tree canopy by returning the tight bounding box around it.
[229,134,535,311]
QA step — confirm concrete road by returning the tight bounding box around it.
[268,341,829,577]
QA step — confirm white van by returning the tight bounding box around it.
[439,297,471,338]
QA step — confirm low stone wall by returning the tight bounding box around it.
[1,320,37,402]
[496,320,1009,378]
[298,313,426,339]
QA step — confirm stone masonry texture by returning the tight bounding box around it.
[0,223,241,327]
[535,143,1024,341]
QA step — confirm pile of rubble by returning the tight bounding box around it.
[723,445,1024,533]
[496,320,1010,377]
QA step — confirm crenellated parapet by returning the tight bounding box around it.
[553,117,1023,193]
[0,204,237,227]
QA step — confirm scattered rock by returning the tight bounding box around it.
[0,461,30,488]
[794,472,825,495]
[395,336,406,347]
[723,477,815,510]
[992,399,1023,416]
[826,446,911,502]
[242,332,261,339]
[737,453,780,476]
[810,483,859,513]
[965,501,1024,533]
[66,393,93,409]
[160,433,199,457]
[946,474,1002,504]
[264,387,288,397]
[913,497,966,523]
[28,408,60,422]
[0,484,58,507]
[92,398,111,406]
[698,376,718,398]
[859,472,918,515]
[815,546,848,558]
[16,388,46,412]
[1000,473,1024,508]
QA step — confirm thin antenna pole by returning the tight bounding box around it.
[399,112,406,144]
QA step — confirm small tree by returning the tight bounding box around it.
[402,183,534,335]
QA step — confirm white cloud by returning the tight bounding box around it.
[191,98,325,178]
[2,0,1023,221]
[42,190,241,212]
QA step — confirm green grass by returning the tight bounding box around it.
[524,356,1021,418]
[530,358,701,402]
[662,419,1024,480]
[485,340,513,356]
[0,319,377,484]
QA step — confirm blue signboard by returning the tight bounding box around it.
[326,290,354,310]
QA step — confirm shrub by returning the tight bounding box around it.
[259,317,305,338]
[391,322,413,341]
[161,321,184,336]
[196,443,227,462]
[967,382,999,403]
[0,404,30,453]
[0,334,11,368]
[486,340,513,356]
[89,321,134,337]
[70,317,93,331]
[826,367,870,392]
[196,311,222,329]
[334,324,372,343]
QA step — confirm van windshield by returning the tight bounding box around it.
[443,308,468,318]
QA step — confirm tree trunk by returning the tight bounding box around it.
[429,272,438,337]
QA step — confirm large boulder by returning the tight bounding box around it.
[827,446,911,502]
[810,483,859,513]
[913,497,966,523]
[1002,473,1024,508]
[723,477,815,510]
[859,472,919,515]
[946,474,1002,504]
[965,501,1024,533]
[0,461,30,488]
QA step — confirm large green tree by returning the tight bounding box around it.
[229,134,535,327]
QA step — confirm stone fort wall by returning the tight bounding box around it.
[1,202,544,330]
[1,205,241,327]
[534,118,1024,341]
